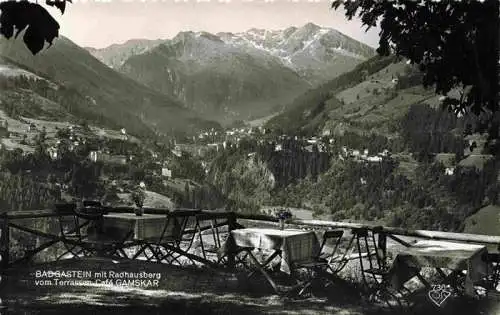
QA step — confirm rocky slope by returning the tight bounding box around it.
[86,39,165,69]
[217,22,375,83]
[0,36,220,137]
[119,31,309,122]
[87,23,375,123]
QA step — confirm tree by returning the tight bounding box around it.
[0,0,72,54]
[130,187,146,208]
[332,0,499,146]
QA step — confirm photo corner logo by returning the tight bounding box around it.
[428,284,452,307]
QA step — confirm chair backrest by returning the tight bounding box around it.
[319,229,344,257]
[55,203,79,236]
[351,227,369,237]
[74,206,107,221]
[194,211,235,250]
[157,209,201,244]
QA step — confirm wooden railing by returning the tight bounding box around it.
[236,212,500,247]
[1,207,500,271]
[0,207,238,269]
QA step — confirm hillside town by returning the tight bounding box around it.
[0,111,493,212]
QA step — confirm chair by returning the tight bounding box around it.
[143,209,201,266]
[350,227,409,309]
[56,203,128,260]
[356,227,389,281]
[194,212,236,263]
[56,203,85,259]
[290,229,344,296]
[471,252,500,298]
[487,252,500,291]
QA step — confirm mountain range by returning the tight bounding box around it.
[0,23,376,137]
[0,36,220,138]
[87,23,376,123]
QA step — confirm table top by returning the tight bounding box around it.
[231,228,313,237]
[397,240,487,259]
[102,213,172,241]
[103,213,167,221]
[226,227,320,274]
[390,240,489,296]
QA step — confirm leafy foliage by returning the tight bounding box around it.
[257,140,330,186]
[130,188,146,208]
[0,74,119,127]
[0,0,71,54]
[332,0,499,138]
[400,104,466,160]
[169,152,206,183]
[0,172,60,210]
[208,148,275,213]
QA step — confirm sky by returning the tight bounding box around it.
[44,0,381,49]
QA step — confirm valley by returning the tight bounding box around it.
[88,23,375,123]
[0,22,497,236]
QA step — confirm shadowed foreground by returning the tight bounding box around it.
[1,259,499,315]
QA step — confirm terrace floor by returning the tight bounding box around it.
[2,258,499,315]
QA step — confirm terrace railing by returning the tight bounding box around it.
[1,206,500,306]
[2,207,500,268]
[0,207,239,270]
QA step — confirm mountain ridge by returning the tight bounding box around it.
[0,36,220,138]
[87,23,375,123]
[87,23,376,81]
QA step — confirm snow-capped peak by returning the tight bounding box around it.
[218,23,373,70]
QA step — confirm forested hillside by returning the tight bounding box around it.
[0,36,220,138]
[205,55,500,232]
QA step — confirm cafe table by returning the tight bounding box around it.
[102,213,168,241]
[389,239,489,297]
[221,227,321,293]
[101,212,187,262]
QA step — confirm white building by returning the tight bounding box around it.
[445,167,455,176]
[161,167,172,178]
[366,156,383,163]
